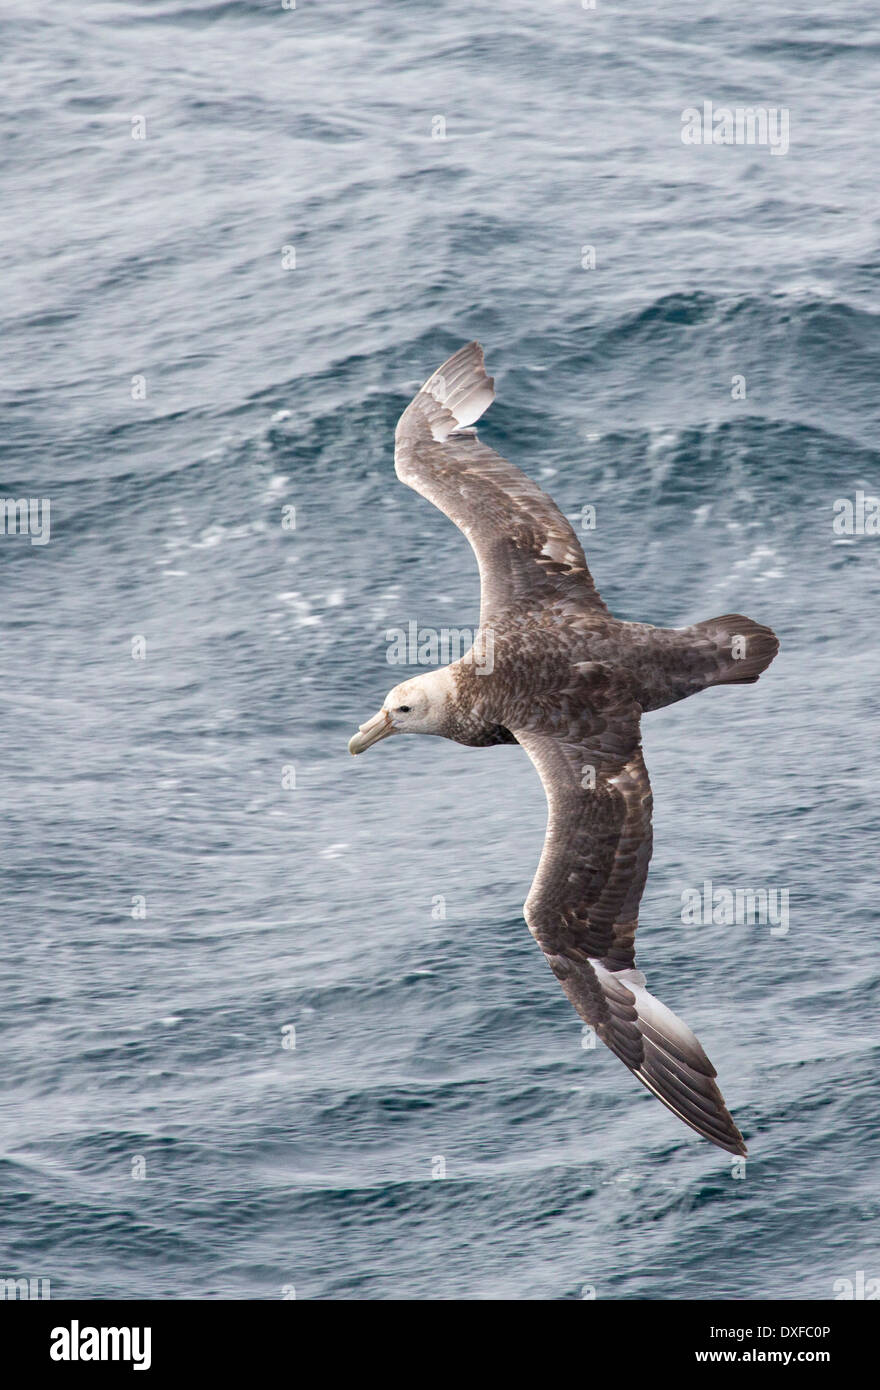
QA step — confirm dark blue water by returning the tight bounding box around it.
[1,0,878,1299]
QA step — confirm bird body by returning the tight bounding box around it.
[440,606,777,742]
[349,342,778,1156]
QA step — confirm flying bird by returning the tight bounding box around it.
[349,342,778,1156]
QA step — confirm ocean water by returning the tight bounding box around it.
[1,0,879,1300]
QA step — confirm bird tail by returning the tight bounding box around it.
[401,341,495,442]
[686,613,779,686]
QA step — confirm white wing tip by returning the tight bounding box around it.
[419,341,496,440]
[591,959,747,1156]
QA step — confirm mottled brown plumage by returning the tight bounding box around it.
[351,342,779,1157]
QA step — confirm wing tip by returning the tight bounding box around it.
[406,341,496,440]
[589,959,748,1157]
[632,1063,748,1157]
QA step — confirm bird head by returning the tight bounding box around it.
[348,670,453,754]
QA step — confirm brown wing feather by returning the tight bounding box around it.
[514,669,747,1156]
[394,342,607,622]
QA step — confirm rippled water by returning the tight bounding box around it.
[1,0,878,1299]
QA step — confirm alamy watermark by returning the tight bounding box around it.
[2,1275,50,1299]
[832,491,880,535]
[681,101,790,156]
[833,1270,879,1300]
[681,880,790,936]
[385,621,494,674]
[50,1322,151,1370]
[0,497,51,546]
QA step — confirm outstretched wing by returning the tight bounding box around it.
[514,665,747,1156]
[394,342,607,622]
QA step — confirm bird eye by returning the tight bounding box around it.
[397,705,411,713]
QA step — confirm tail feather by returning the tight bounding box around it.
[689,613,779,687]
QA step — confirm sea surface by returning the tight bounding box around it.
[1,0,879,1300]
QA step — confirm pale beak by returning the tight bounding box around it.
[348,708,394,755]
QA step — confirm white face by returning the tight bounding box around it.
[384,677,432,731]
[349,671,451,753]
